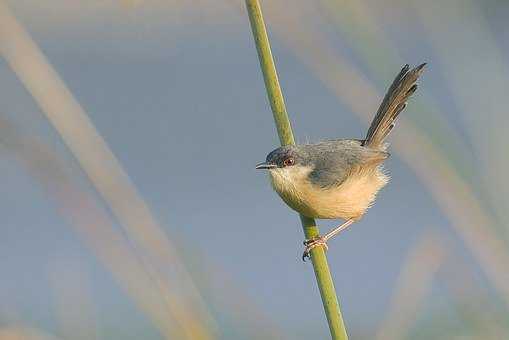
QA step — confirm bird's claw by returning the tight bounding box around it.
[302,237,328,261]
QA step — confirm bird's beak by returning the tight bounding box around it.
[255,162,276,170]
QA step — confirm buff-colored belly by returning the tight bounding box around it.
[269,166,388,220]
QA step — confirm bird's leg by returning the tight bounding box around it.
[302,219,355,261]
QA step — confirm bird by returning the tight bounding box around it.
[256,63,426,261]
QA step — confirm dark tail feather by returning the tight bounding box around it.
[363,63,426,149]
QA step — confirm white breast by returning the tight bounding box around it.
[268,166,388,220]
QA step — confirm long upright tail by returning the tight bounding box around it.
[363,63,426,149]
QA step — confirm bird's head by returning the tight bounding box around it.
[256,145,316,215]
[255,145,309,171]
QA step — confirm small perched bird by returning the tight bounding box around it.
[256,63,426,260]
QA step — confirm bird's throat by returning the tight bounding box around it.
[268,166,316,216]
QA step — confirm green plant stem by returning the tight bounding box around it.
[245,1,348,339]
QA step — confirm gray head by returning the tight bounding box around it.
[255,145,309,170]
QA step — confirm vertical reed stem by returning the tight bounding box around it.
[245,1,348,339]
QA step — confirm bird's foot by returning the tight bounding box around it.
[302,237,328,261]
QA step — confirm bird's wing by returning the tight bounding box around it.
[307,141,388,188]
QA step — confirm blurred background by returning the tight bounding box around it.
[1,0,508,339]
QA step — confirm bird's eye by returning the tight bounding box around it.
[283,157,295,167]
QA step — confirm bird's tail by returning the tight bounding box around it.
[363,63,426,149]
